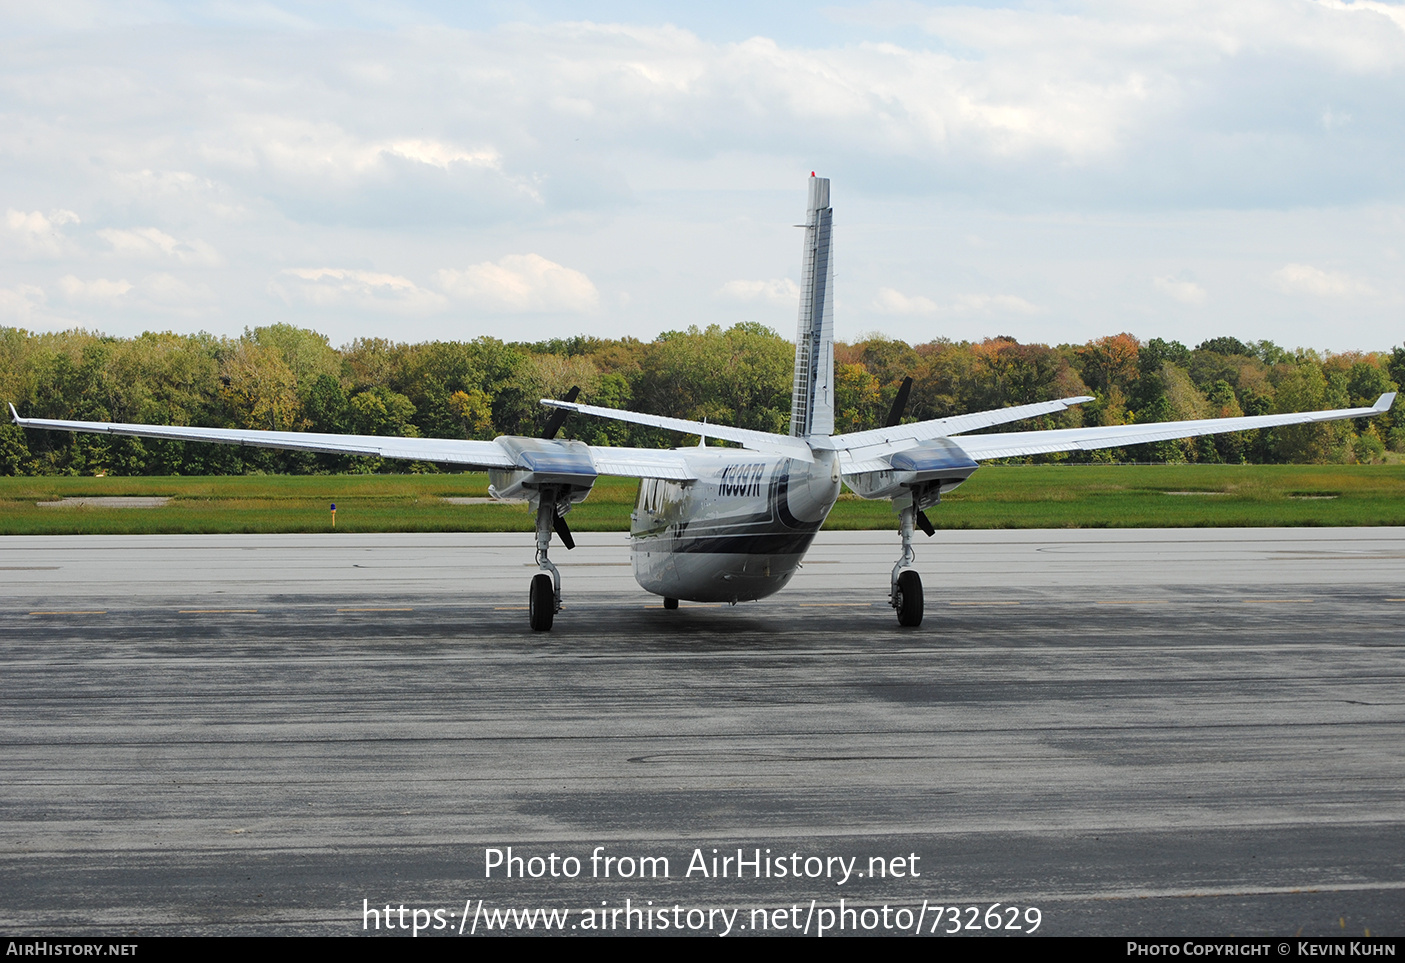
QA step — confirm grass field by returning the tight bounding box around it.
[1,464,1402,535]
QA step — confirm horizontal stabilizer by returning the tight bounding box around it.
[541,398,812,460]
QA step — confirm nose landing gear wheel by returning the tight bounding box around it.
[529,573,555,631]
[894,569,923,627]
[663,597,679,610]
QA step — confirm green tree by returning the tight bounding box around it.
[349,386,418,437]
[833,362,881,432]
[634,323,793,439]
[0,423,34,475]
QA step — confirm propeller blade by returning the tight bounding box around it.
[552,511,576,550]
[884,377,914,428]
[541,385,581,440]
[914,507,936,537]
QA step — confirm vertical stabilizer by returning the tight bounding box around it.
[789,174,835,439]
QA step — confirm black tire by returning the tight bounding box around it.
[529,573,554,631]
[663,597,679,610]
[895,570,923,627]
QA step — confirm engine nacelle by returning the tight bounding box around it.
[487,436,598,506]
[842,437,979,505]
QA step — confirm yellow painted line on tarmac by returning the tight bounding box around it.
[1386,598,1405,602]
[1241,599,1314,604]
[494,606,529,610]
[179,609,258,614]
[29,610,107,615]
[337,607,413,612]
[800,603,872,607]
[949,601,1021,606]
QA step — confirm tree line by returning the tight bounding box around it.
[1,322,1401,476]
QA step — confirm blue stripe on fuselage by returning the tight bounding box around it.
[650,467,821,556]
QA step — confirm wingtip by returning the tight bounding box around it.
[7,402,18,424]
[1066,395,1096,406]
[1375,392,1397,413]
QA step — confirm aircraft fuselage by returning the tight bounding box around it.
[630,448,841,603]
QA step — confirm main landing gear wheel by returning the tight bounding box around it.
[890,502,926,627]
[894,569,923,627]
[663,597,679,610]
[528,485,568,632]
[529,573,555,631]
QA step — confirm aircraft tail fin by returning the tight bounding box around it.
[789,174,835,439]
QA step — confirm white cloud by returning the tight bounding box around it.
[139,272,215,308]
[199,116,535,192]
[1317,0,1405,40]
[109,169,250,220]
[1154,276,1208,306]
[59,275,133,304]
[98,227,222,265]
[872,287,939,316]
[0,284,48,324]
[57,272,213,314]
[182,114,550,225]
[5,209,81,255]
[35,4,1400,231]
[949,294,1039,315]
[269,268,447,313]
[2,6,1404,346]
[1271,263,1375,297]
[383,140,503,173]
[717,278,799,305]
[436,254,599,314]
[871,288,1037,317]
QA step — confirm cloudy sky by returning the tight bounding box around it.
[2,0,1402,350]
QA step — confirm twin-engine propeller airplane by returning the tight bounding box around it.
[10,175,1396,630]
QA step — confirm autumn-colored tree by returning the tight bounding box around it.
[1075,333,1140,397]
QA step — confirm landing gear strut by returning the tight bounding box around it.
[890,505,924,627]
[529,488,565,632]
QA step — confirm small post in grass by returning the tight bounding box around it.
[330,502,336,529]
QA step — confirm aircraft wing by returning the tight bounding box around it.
[582,446,696,479]
[948,392,1397,461]
[540,398,813,460]
[8,407,519,467]
[7,405,698,479]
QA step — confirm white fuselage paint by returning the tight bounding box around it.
[629,448,841,603]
